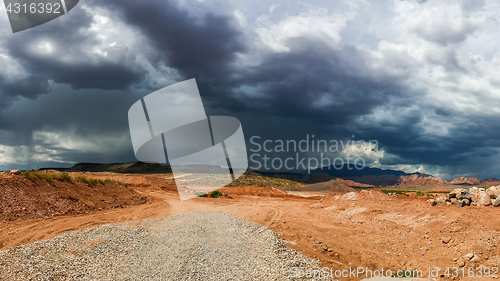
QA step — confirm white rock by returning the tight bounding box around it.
[486,185,500,199]
[342,192,358,201]
[449,188,464,198]
[493,197,500,207]
[476,190,492,206]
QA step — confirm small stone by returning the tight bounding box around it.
[471,255,482,263]
[442,237,451,244]
[464,253,474,260]
[457,259,466,267]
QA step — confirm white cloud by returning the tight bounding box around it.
[255,9,353,52]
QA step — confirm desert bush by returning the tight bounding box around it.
[21,171,39,182]
[21,171,57,182]
[101,178,127,186]
[209,190,223,198]
[59,173,72,181]
[76,175,96,185]
[194,191,208,197]
[416,191,425,197]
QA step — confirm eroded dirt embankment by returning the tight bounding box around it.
[0,173,148,222]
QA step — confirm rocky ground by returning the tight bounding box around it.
[0,211,328,280]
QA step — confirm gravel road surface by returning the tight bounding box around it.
[0,211,329,280]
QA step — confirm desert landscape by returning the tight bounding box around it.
[1,163,500,280]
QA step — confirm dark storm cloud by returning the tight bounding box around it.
[0,0,250,170]
[234,44,400,123]
[91,0,245,80]
[0,3,145,102]
[0,75,50,100]
[0,0,498,179]
[72,0,500,178]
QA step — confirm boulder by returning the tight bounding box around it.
[435,196,447,204]
[449,188,464,198]
[457,190,471,200]
[9,169,20,175]
[428,199,437,206]
[450,188,470,199]
[476,190,492,206]
[493,197,500,207]
[469,187,481,202]
[486,186,500,199]
[455,200,465,208]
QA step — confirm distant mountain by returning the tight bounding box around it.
[295,180,356,193]
[66,162,229,174]
[483,177,500,183]
[66,162,172,174]
[57,162,499,188]
[450,177,481,185]
[313,164,414,178]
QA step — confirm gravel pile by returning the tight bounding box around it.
[0,211,330,280]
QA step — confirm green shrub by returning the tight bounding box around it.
[76,175,96,185]
[194,191,208,197]
[21,171,56,182]
[209,190,223,198]
[21,171,38,182]
[416,191,425,197]
[59,173,72,181]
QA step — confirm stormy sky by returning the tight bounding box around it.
[0,0,500,180]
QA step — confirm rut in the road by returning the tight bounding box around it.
[0,211,329,280]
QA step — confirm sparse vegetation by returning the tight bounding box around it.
[194,191,208,197]
[76,175,96,185]
[228,172,305,187]
[416,191,425,197]
[381,189,408,196]
[59,173,73,181]
[21,171,72,183]
[209,190,223,198]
